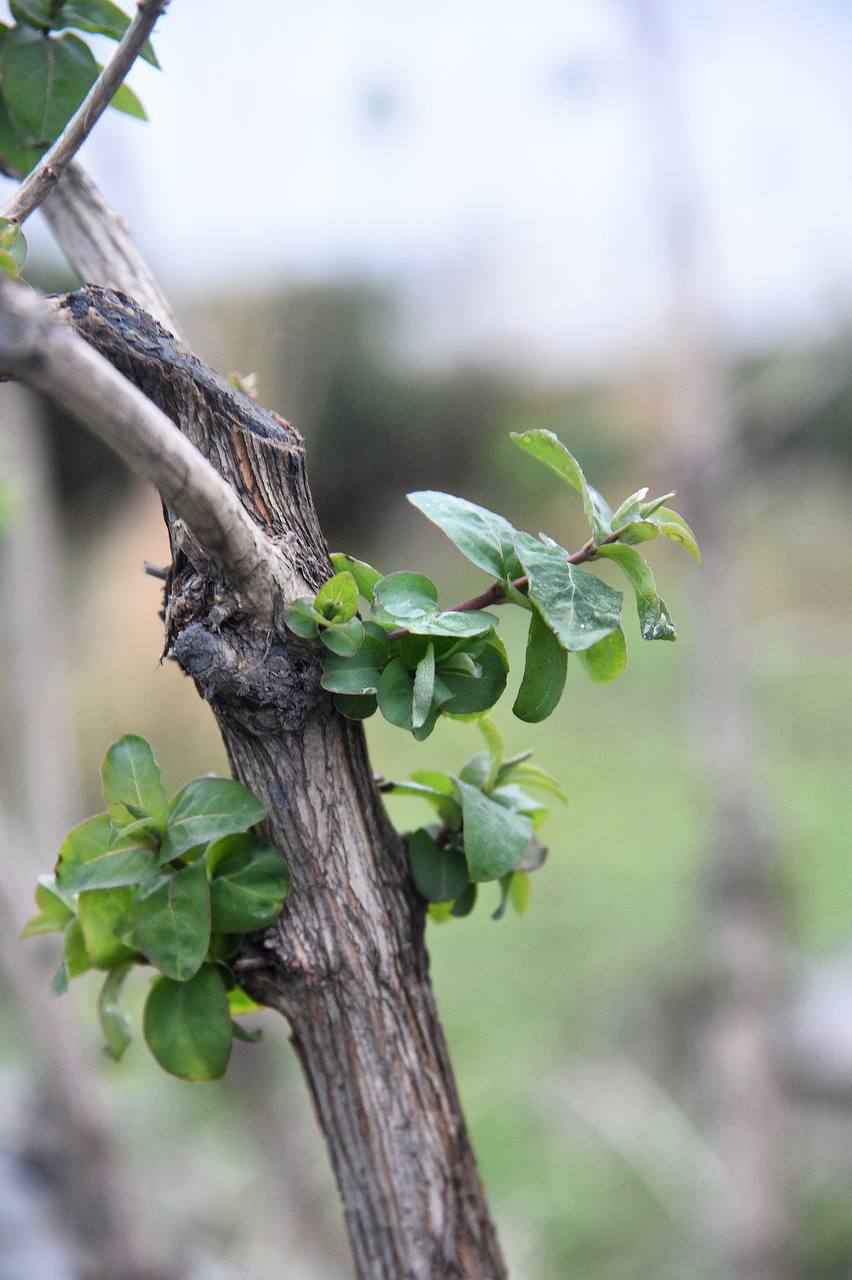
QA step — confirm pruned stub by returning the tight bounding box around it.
[54,284,334,734]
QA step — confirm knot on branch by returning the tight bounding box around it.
[173,620,324,734]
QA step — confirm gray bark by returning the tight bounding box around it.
[49,285,506,1280]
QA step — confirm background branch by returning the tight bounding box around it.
[3,0,169,226]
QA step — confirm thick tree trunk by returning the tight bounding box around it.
[54,285,506,1280]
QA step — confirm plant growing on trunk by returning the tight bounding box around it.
[1,5,698,1275]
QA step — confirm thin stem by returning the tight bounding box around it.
[3,0,169,225]
[387,531,621,640]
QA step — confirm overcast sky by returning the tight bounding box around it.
[15,0,852,372]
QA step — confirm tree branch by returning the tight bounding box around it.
[3,0,169,226]
[0,279,289,616]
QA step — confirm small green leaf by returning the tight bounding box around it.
[513,608,568,723]
[161,776,265,861]
[407,829,470,903]
[492,874,512,920]
[321,648,384,695]
[334,692,378,720]
[329,553,382,600]
[315,571,359,622]
[451,882,478,917]
[510,430,612,541]
[455,780,532,882]
[2,28,98,145]
[232,1020,262,1043]
[9,0,52,29]
[0,217,27,273]
[102,734,168,828]
[412,643,435,729]
[133,861,210,981]
[143,965,232,1082]
[386,779,462,826]
[56,814,157,892]
[51,959,69,996]
[109,79,146,120]
[439,639,508,715]
[0,96,43,177]
[98,962,133,1061]
[20,875,73,938]
[475,716,504,791]
[407,491,523,579]
[206,833,289,932]
[514,532,622,652]
[611,487,649,530]
[496,761,568,803]
[577,626,628,683]
[283,597,321,639]
[319,617,365,656]
[377,657,414,731]
[595,543,676,641]
[78,887,136,968]
[619,520,661,546]
[373,572,438,621]
[645,506,701,565]
[51,0,160,66]
[63,917,92,979]
[509,871,531,915]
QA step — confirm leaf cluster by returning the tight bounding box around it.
[286,430,698,737]
[0,0,156,183]
[22,735,287,1082]
[389,717,565,921]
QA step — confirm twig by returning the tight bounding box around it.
[3,0,169,225]
[0,278,288,617]
[386,532,619,640]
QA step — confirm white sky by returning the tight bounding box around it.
[13,0,852,373]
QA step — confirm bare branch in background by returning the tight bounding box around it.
[0,280,290,616]
[3,1,169,226]
[44,164,180,335]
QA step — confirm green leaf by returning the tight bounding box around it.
[0,217,27,271]
[514,532,622,652]
[595,543,676,641]
[133,861,210,981]
[109,79,146,120]
[98,962,133,1061]
[373,571,438,621]
[319,617,365,656]
[645,506,701,565]
[229,985,263,1015]
[510,429,612,541]
[407,491,523,579]
[9,0,52,29]
[492,874,512,920]
[0,96,43,176]
[161,776,265,861]
[513,607,568,723]
[439,639,507,715]
[577,626,628,683]
[329,552,382,600]
[20,875,73,938]
[412,643,435,729]
[206,833,289,932]
[101,734,168,828]
[451,882,478,917]
[2,29,98,145]
[314,571,359,622]
[377,657,414,730]
[333,692,378,720]
[388,778,462,826]
[407,829,470,903]
[496,761,568,804]
[455,780,532,882]
[78,887,136,968]
[610,487,649,530]
[56,814,158,891]
[51,959,69,995]
[63,917,92,979]
[510,871,531,915]
[619,521,659,546]
[320,636,384,694]
[51,0,160,67]
[143,965,232,1082]
[283,597,321,639]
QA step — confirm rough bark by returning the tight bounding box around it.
[53,285,506,1280]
